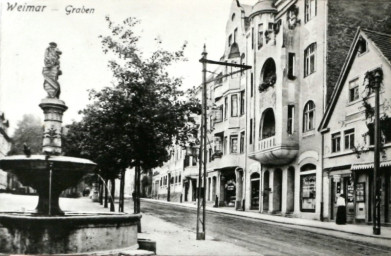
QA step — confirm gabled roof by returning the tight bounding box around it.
[318,28,391,131]
[362,29,391,65]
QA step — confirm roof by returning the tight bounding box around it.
[318,28,391,131]
[361,29,391,65]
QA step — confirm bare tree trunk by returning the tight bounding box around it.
[119,169,125,212]
[104,178,108,208]
[133,167,138,214]
[110,178,115,212]
[99,179,103,205]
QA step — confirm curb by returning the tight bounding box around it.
[141,198,391,241]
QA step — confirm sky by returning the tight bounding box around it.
[0,0,255,135]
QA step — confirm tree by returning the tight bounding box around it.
[9,114,43,155]
[62,17,200,217]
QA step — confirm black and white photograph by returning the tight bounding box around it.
[1,0,391,255]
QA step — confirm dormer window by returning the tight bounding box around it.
[357,37,368,55]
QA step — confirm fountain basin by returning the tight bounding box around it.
[0,212,141,254]
[0,155,96,215]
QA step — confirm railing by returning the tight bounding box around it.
[258,136,276,150]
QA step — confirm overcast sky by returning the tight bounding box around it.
[0,0,254,135]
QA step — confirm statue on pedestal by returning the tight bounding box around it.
[42,42,62,98]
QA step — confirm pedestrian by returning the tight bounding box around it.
[336,193,346,225]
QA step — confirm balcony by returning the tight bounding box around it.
[249,136,298,165]
[183,165,199,178]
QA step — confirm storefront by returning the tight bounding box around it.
[300,164,317,213]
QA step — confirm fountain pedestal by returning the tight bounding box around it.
[39,98,68,155]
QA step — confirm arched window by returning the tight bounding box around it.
[259,58,276,92]
[303,101,315,132]
[260,108,275,139]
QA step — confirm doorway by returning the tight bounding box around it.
[251,172,260,210]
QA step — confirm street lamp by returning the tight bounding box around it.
[372,67,383,235]
[196,45,252,240]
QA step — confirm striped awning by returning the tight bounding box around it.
[351,160,391,170]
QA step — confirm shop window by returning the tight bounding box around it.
[349,79,359,102]
[240,91,245,115]
[230,136,238,153]
[240,131,245,154]
[288,53,296,79]
[331,132,341,153]
[303,101,315,132]
[300,174,316,212]
[344,129,355,150]
[305,0,317,23]
[258,23,264,49]
[287,105,295,135]
[231,94,238,117]
[304,43,316,77]
[249,119,253,145]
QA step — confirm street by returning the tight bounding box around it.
[139,200,391,256]
[1,194,391,255]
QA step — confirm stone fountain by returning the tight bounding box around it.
[0,43,142,255]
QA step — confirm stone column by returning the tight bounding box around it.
[39,98,68,155]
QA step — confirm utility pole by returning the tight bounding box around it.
[372,68,383,235]
[196,45,252,240]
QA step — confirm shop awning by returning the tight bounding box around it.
[351,160,391,170]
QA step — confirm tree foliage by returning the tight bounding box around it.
[9,114,43,155]
[63,17,200,179]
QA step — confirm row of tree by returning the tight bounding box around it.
[10,17,200,216]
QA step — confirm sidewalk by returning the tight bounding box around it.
[142,198,391,248]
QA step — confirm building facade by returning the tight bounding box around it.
[319,29,391,224]
[151,0,391,224]
[0,112,11,191]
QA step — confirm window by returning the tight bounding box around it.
[288,53,296,79]
[332,132,341,153]
[184,155,190,167]
[231,94,238,117]
[228,34,232,47]
[300,174,316,212]
[214,136,223,152]
[304,43,316,77]
[305,0,317,23]
[234,28,238,43]
[258,23,264,49]
[209,148,212,162]
[303,101,315,132]
[232,13,235,21]
[265,23,273,44]
[240,91,245,115]
[224,136,228,154]
[179,175,181,183]
[288,105,295,135]
[240,131,245,153]
[251,27,254,50]
[215,105,223,122]
[230,136,238,153]
[349,79,359,102]
[344,129,355,150]
[224,97,228,119]
[358,37,367,55]
[250,119,253,145]
[251,73,254,97]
